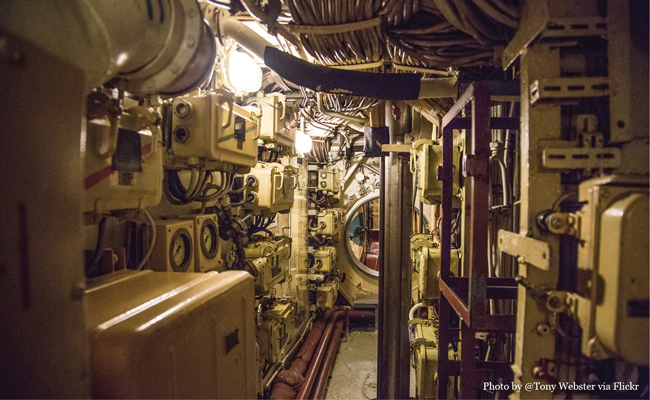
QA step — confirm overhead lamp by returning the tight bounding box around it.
[226,49,262,93]
[295,130,313,154]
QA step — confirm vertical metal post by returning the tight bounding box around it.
[377,141,387,400]
[379,101,412,400]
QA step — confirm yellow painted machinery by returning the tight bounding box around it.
[257,298,297,367]
[254,93,294,149]
[244,163,297,216]
[313,246,337,275]
[316,279,339,309]
[245,236,292,295]
[316,209,344,238]
[168,92,260,172]
[84,105,163,214]
[318,165,342,196]
[569,176,649,364]
[85,270,257,399]
[409,318,439,400]
[411,139,460,205]
[410,234,459,304]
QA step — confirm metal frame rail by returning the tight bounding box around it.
[437,82,520,399]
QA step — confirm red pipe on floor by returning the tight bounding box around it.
[270,309,334,400]
[296,310,375,400]
[270,308,374,400]
[310,320,345,400]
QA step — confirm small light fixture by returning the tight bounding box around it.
[295,130,313,154]
[226,50,262,93]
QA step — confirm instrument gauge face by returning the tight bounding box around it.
[169,228,192,272]
[200,218,219,259]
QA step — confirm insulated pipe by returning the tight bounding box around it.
[296,309,374,400]
[270,309,334,400]
[215,14,458,101]
[310,320,345,400]
[409,302,427,321]
[0,0,216,96]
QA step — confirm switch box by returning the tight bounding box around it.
[317,209,343,238]
[255,93,294,148]
[411,139,460,205]
[169,92,259,172]
[316,279,339,309]
[84,110,162,214]
[318,166,341,196]
[244,163,296,216]
[313,246,337,274]
[410,234,459,303]
[245,236,292,295]
[257,299,297,366]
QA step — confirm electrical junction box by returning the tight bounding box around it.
[595,193,649,365]
[316,279,339,309]
[410,233,435,263]
[169,92,259,172]
[85,270,257,399]
[409,318,440,400]
[182,214,222,272]
[84,110,163,214]
[411,139,460,205]
[244,162,297,216]
[148,219,195,273]
[257,299,297,366]
[412,240,459,303]
[318,166,341,196]
[317,209,344,238]
[254,93,294,148]
[313,246,337,274]
[245,236,292,295]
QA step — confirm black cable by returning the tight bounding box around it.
[87,217,107,277]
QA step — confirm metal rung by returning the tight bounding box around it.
[530,77,609,104]
[543,147,621,169]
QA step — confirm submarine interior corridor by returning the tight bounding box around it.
[0,0,648,399]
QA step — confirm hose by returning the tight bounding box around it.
[409,302,427,321]
[136,210,156,271]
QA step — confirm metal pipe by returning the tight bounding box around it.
[310,320,345,400]
[295,309,374,400]
[270,310,333,400]
[381,101,412,400]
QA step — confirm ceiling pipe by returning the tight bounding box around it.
[214,12,458,101]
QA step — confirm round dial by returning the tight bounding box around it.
[200,219,219,259]
[169,228,192,272]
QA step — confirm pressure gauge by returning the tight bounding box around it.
[200,218,219,259]
[169,228,192,272]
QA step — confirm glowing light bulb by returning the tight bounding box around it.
[227,50,262,93]
[295,130,313,154]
